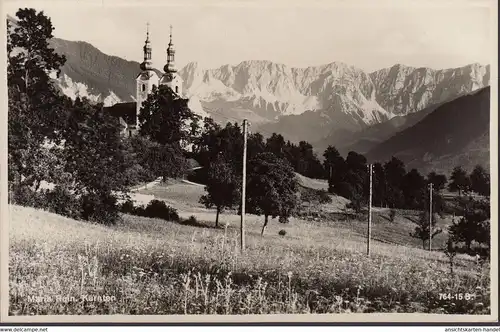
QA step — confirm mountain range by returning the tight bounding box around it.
[6,14,492,174]
[366,86,490,175]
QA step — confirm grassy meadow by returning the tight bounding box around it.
[9,179,491,315]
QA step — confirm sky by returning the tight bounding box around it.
[2,0,495,72]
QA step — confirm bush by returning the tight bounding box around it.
[122,199,180,222]
[318,190,333,204]
[11,184,45,209]
[299,187,332,204]
[45,186,81,220]
[81,192,121,225]
[123,164,155,187]
[183,215,199,226]
[144,200,179,221]
[119,200,136,214]
[279,215,290,223]
[279,229,286,236]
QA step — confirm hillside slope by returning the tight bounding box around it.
[366,87,490,174]
[314,90,478,156]
[49,38,163,106]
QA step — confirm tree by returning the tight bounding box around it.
[247,132,266,161]
[62,99,130,224]
[144,142,189,181]
[427,172,447,192]
[383,157,406,208]
[469,165,490,196]
[409,210,443,250]
[192,117,222,167]
[401,169,426,209]
[246,152,300,235]
[343,151,368,201]
[205,122,244,170]
[265,133,286,158]
[448,197,490,254]
[199,156,241,227]
[448,166,471,196]
[8,9,68,188]
[138,84,200,147]
[295,141,324,178]
[120,135,156,186]
[372,162,387,207]
[323,146,346,191]
[7,9,66,95]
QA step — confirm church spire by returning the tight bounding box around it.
[140,22,153,71]
[164,25,177,73]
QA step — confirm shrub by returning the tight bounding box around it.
[279,229,287,236]
[119,200,136,214]
[299,187,332,205]
[183,215,199,226]
[45,186,81,220]
[318,190,333,204]
[279,215,290,223]
[11,185,45,209]
[123,164,155,187]
[144,199,179,221]
[81,192,121,225]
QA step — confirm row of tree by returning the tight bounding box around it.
[323,145,490,210]
[192,121,300,233]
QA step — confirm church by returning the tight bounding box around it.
[105,24,184,137]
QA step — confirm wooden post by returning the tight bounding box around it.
[367,164,373,256]
[429,182,433,252]
[241,119,248,253]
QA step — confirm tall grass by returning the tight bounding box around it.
[9,205,490,315]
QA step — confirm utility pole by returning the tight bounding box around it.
[240,119,248,253]
[367,163,373,256]
[429,182,433,252]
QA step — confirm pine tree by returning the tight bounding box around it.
[448,197,490,254]
[8,9,67,188]
[448,166,471,196]
[383,157,406,208]
[469,165,490,196]
[427,171,447,191]
[409,210,443,250]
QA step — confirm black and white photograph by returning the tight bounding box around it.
[1,0,497,323]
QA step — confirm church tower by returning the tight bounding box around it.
[159,25,183,96]
[136,23,160,129]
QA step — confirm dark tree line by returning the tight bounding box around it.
[194,129,324,179]
[323,145,490,210]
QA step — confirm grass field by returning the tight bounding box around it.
[8,177,491,315]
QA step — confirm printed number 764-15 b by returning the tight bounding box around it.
[439,293,476,301]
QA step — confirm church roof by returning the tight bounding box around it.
[104,102,137,126]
